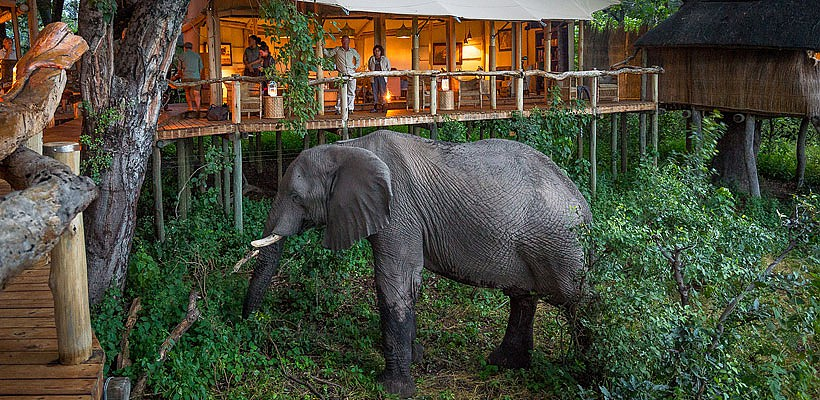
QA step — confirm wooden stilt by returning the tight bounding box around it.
[233,132,243,232]
[341,80,349,139]
[197,137,206,193]
[651,73,659,165]
[44,142,92,365]
[489,21,497,110]
[590,76,598,197]
[222,137,231,217]
[796,117,809,188]
[303,131,310,150]
[318,130,326,145]
[611,114,618,180]
[620,112,628,173]
[639,49,647,156]
[213,136,222,207]
[430,77,438,115]
[412,17,420,113]
[152,144,165,242]
[276,131,283,183]
[693,109,703,153]
[744,114,760,197]
[177,139,191,219]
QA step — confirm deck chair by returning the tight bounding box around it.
[227,82,262,118]
[457,78,491,109]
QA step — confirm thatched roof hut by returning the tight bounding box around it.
[634,0,820,118]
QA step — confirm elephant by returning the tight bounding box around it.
[244,130,591,398]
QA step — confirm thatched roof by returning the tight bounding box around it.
[635,0,820,51]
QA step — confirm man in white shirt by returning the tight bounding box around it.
[324,35,360,114]
[0,38,16,60]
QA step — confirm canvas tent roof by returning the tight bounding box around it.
[635,0,820,51]
[215,0,618,20]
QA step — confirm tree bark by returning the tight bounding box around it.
[52,0,65,23]
[712,114,761,196]
[795,117,809,189]
[37,0,53,25]
[79,0,189,304]
[0,147,98,287]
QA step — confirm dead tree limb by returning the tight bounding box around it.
[0,147,98,287]
[131,290,200,400]
[0,22,88,160]
[115,297,142,370]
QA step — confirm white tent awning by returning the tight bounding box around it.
[312,0,618,21]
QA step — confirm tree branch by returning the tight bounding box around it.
[115,297,142,370]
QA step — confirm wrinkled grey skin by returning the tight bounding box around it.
[244,130,591,398]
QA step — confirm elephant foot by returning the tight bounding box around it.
[378,370,416,398]
[487,345,532,369]
[412,342,424,364]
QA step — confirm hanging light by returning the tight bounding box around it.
[395,23,412,39]
[339,22,356,38]
[464,28,472,44]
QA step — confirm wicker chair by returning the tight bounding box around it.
[457,78,490,109]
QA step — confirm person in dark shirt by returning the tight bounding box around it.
[243,35,261,76]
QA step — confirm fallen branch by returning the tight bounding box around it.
[232,249,259,273]
[0,147,98,287]
[131,291,201,400]
[115,297,142,370]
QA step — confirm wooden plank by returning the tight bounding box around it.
[0,378,98,395]
[0,364,101,379]
[0,396,91,400]
[0,291,54,301]
[0,327,58,339]
[0,338,59,351]
[0,298,55,309]
[0,318,56,328]
[1,283,51,292]
[0,308,54,318]
[0,351,59,365]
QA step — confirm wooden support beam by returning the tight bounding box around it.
[231,81,241,124]
[796,117,809,189]
[446,17,455,74]
[412,17,420,113]
[620,112,628,173]
[315,38,324,116]
[44,142,92,366]
[276,131,283,182]
[10,11,21,63]
[567,21,575,71]
[213,137,222,207]
[578,21,584,71]
[176,139,190,219]
[692,108,703,153]
[744,114,760,197]
[27,0,38,43]
[544,21,551,103]
[206,3,223,107]
[152,144,165,242]
[232,133,243,232]
[611,114,618,180]
[222,137,231,217]
[489,21,497,110]
[590,76,598,197]
[639,49,647,156]
[430,76,437,115]
[340,81,349,139]
[651,73,659,165]
[516,76,524,112]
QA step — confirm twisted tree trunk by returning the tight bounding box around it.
[79,0,189,304]
[712,114,761,197]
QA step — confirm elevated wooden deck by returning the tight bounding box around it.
[156,100,656,141]
[0,259,106,399]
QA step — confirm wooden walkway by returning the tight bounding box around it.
[0,259,106,399]
[156,100,656,141]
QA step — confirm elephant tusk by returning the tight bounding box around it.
[251,234,283,248]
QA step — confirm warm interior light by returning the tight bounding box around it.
[395,23,412,39]
[464,29,472,44]
[385,90,392,102]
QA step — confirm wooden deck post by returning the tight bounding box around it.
[213,137,222,207]
[315,36,325,116]
[651,73,659,165]
[10,9,21,63]
[152,144,165,242]
[544,21,551,103]
[430,76,438,116]
[177,138,191,219]
[206,4,223,107]
[590,77,598,197]
[611,113,618,181]
[578,21,584,71]
[340,79,349,139]
[222,137,231,217]
[567,21,575,71]
[516,75,524,112]
[232,132,243,232]
[232,81,241,124]
[745,114,761,197]
[276,131,283,182]
[318,129,326,145]
[512,22,520,100]
[620,112,628,173]
[27,0,39,43]
[412,17,420,113]
[639,50,648,156]
[489,21,497,110]
[692,108,703,153]
[303,131,310,150]
[44,142,92,365]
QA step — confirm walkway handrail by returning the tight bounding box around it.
[168,66,665,88]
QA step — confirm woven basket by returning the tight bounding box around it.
[264,96,284,119]
[439,90,455,110]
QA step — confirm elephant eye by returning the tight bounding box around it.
[289,191,301,204]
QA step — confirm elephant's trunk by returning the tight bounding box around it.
[242,240,284,318]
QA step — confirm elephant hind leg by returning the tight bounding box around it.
[488,292,537,369]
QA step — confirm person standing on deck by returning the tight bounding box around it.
[243,35,261,76]
[324,35,360,114]
[179,42,204,115]
[368,45,390,112]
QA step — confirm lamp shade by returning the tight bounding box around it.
[395,23,412,38]
[339,22,355,38]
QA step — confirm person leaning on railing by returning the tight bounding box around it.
[368,44,390,113]
[323,35,360,114]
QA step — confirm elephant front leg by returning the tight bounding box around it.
[488,292,537,369]
[371,238,423,398]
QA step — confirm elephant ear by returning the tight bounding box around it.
[324,147,392,251]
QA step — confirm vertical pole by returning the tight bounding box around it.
[315,33,325,115]
[489,21,497,110]
[27,0,38,43]
[512,22,519,101]
[639,50,647,156]
[412,17,420,112]
[693,109,703,153]
[303,131,310,150]
[651,73,659,165]
[222,137,231,217]
[340,79,349,139]
[152,144,165,242]
[516,75,524,112]
[177,139,190,219]
[430,76,438,115]
[276,131,283,182]
[213,137,222,207]
[206,2,223,106]
[744,114,760,197]
[611,114,618,181]
[232,132,243,232]
[590,76,598,197]
[544,21,552,102]
[577,21,584,71]
[567,21,575,71]
[232,81,242,124]
[44,142,91,365]
[318,130,326,145]
[198,137,206,192]
[446,17,455,74]
[620,112,628,173]
[11,11,21,62]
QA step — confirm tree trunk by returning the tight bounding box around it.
[52,0,65,22]
[795,117,809,189]
[37,0,53,25]
[79,0,188,304]
[712,114,761,196]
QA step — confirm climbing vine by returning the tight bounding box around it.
[80,101,122,183]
